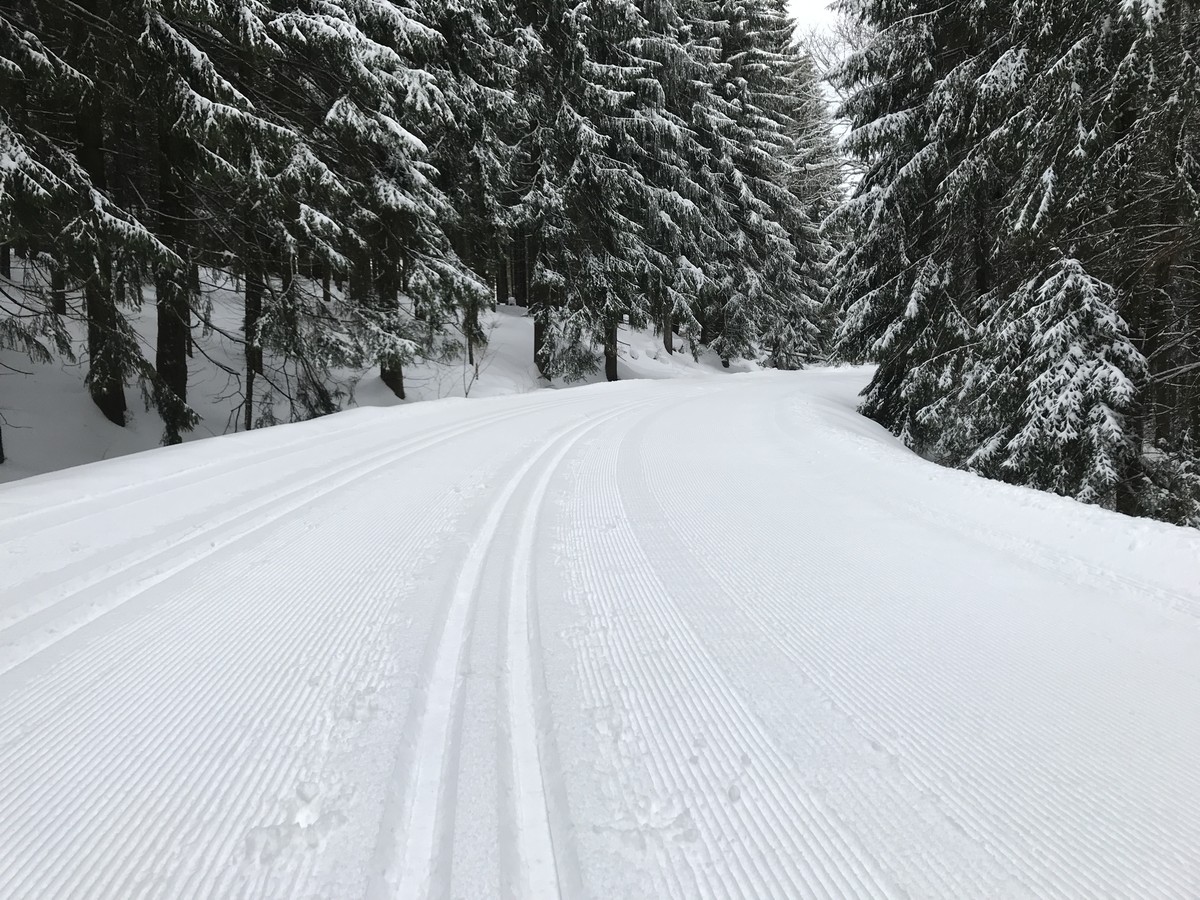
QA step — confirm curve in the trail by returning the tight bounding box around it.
[555,397,900,900]
[606,378,1200,899]
[3,372,1199,900]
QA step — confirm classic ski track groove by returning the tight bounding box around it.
[0,392,613,898]
[0,395,598,681]
[498,402,656,899]
[381,398,652,900]
[0,410,403,536]
[1,390,597,600]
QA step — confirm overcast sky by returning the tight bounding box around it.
[788,0,836,31]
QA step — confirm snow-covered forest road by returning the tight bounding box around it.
[2,369,1199,899]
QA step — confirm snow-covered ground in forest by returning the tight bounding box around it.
[0,267,750,483]
[2,366,1198,898]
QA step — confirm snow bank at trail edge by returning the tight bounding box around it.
[0,269,755,483]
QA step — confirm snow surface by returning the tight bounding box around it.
[0,265,753,483]
[2,365,1199,898]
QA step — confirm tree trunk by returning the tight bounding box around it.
[83,265,126,425]
[513,230,529,308]
[244,253,264,432]
[495,241,509,306]
[0,243,9,279]
[187,263,199,358]
[155,270,190,443]
[528,231,552,378]
[663,306,674,354]
[321,264,332,305]
[700,309,714,347]
[524,232,536,311]
[604,322,619,382]
[380,361,406,399]
[51,267,66,314]
[466,301,477,367]
[533,312,548,377]
[0,420,5,464]
[155,120,190,444]
[76,56,127,427]
[376,266,406,399]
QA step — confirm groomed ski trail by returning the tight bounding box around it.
[1,370,1199,899]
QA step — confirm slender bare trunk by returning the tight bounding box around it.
[51,266,66,314]
[244,250,264,432]
[76,33,126,427]
[604,322,619,382]
[155,119,190,444]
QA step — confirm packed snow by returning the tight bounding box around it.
[2,367,1199,899]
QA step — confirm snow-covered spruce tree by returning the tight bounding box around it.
[782,48,842,357]
[627,0,716,356]
[2,0,285,440]
[422,0,517,366]
[694,0,824,368]
[1,0,195,429]
[966,0,1200,520]
[127,0,289,442]
[0,11,77,347]
[829,0,1013,450]
[832,0,1199,523]
[0,18,75,464]
[182,0,336,429]
[969,260,1146,506]
[511,0,652,382]
[764,41,839,367]
[313,0,487,403]
[1084,0,1200,521]
[198,0,480,420]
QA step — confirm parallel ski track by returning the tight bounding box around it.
[0,392,606,900]
[0,444,462,898]
[376,397,654,900]
[560,403,899,900]
[500,404,625,900]
[0,391,577,535]
[626,388,1200,899]
[0,393,599,682]
[0,409,407,536]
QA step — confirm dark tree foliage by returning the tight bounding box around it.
[0,0,835,458]
[831,0,1200,525]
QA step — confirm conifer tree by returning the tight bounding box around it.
[697,0,824,367]
[423,0,516,364]
[511,0,652,381]
[832,0,1199,523]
